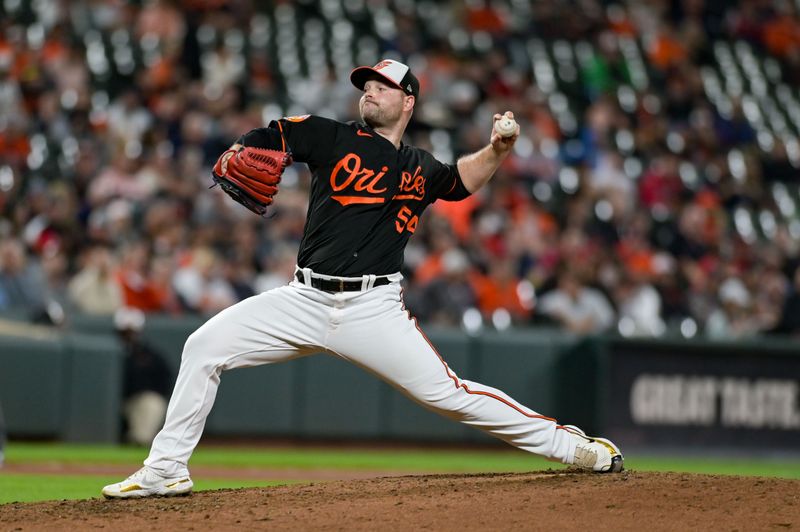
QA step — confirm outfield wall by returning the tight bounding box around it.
[0,315,798,450]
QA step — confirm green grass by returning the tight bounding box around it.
[5,442,558,472]
[0,474,286,504]
[628,455,800,479]
[2,442,799,504]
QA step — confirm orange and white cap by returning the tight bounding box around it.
[350,59,420,98]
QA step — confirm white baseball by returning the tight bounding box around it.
[494,116,517,138]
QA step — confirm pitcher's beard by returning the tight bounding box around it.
[360,103,399,128]
[361,107,382,127]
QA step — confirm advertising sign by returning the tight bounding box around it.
[605,341,800,449]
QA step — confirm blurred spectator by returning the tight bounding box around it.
[107,90,152,149]
[647,22,688,71]
[582,31,630,100]
[254,243,297,293]
[705,277,761,338]
[729,1,769,45]
[0,0,797,343]
[749,248,790,332]
[40,245,70,309]
[410,248,478,327]
[683,257,717,326]
[114,307,172,446]
[638,154,685,214]
[202,42,245,98]
[87,151,151,206]
[172,246,237,314]
[472,256,535,324]
[612,270,665,337]
[538,266,615,334]
[0,238,49,315]
[589,151,632,198]
[651,253,690,325]
[222,255,256,302]
[714,100,756,148]
[410,223,460,287]
[116,240,172,312]
[0,121,30,177]
[136,0,187,52]
[771,265,800,337]
[762,4,800,59]
[67,241,123,315]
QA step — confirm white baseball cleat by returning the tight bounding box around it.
[102,466,193,499]
[563,425,624,473]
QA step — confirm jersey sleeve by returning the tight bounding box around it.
[428,157,471,202]
[237,127,283,149]
[267,115,339,165]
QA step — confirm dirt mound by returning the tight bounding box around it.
[2,470,799,531]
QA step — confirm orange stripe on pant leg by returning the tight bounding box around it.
[400,288,565,425]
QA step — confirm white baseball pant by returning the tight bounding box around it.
[144,272,578,477]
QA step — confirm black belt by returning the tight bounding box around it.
[295,272,392,292]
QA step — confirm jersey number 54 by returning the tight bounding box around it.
[395,206,418,234]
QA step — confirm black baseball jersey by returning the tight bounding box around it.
[241,115,470,276]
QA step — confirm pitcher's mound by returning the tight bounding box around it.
[2,469,799,531]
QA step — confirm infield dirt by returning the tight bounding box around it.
[1,469,799,531]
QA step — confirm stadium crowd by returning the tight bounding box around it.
[1,0,799,339]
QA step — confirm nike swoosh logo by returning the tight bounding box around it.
[357,130,372,137]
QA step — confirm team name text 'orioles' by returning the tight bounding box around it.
[330,152,426,206]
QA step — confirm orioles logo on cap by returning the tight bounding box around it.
[285,115,310,122]
[373,60,392,70]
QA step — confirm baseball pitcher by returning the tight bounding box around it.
[102,59,623,498]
